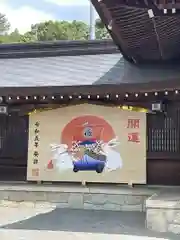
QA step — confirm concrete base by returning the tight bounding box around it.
[3,183,180,234]
[0,183,155,212]
[146,191,180,234]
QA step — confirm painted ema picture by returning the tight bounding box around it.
[48,115,123,174]
[27,104,147,184]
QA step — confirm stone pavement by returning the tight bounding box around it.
[146,191,180,234]
[0,204,178,240]
[0,229,173,240]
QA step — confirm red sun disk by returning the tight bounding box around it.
[61,115,116,150]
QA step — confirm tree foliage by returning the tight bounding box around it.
[95,19,110,39]
[0,13,10,34]
[29,20,89,41]
[0,13,110,43]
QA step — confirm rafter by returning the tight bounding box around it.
[91,0,180,63]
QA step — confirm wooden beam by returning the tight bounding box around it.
[104,0,180,11]
[0,78,180,98]
[90,0,133,62]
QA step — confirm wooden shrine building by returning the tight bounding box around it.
[0,36,180,184]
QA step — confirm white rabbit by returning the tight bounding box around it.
[50,143,74,171]
[101,138,123,172]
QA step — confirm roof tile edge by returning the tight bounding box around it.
[0,39,119,59]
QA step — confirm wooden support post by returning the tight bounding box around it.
[81,180,86,186]
[128,181,134,188]
[37,181,42,184]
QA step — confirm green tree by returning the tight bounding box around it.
[20,31,37,42]
[8,29,22,42]
[23,20,109,42]
[95,18,105,29]
[28,20,89,41]
[0,13,10,34]
[0,29,23,43]
[95,19,110,39]
[0,16,111,44]
[0,13,10,43]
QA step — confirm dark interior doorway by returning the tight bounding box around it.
[147,103,180,185]
[0,114,29,181]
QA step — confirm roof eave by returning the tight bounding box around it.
[0,79,179,97]
[90,0,134,63]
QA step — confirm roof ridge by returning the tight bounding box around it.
[0,39,115,50]
[0,40,119,59]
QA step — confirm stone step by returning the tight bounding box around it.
[146,191,180,234]
[0,183,154,212]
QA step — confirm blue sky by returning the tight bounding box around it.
[0,0,98,33]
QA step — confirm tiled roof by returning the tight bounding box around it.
[1,53,180,87]
[0,54,121,87]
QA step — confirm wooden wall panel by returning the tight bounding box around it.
[147,159,180,185]
[0,114,29,181]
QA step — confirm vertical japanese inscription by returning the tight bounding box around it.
[32,121,40,176]
[33,121,40,164]
[127,118,140,143]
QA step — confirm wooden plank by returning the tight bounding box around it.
[0,115,28,181]
[147,159,180,185]
[0,166,27,181]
